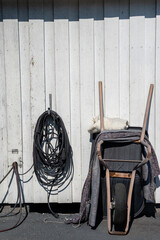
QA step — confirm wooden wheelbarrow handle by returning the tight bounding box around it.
[99,81,104,131]
[140,84,154,142]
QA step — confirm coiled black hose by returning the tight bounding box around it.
[33,110,73,217]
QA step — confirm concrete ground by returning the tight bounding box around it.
[0,206,160,240]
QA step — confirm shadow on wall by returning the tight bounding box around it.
[0,0,159,22]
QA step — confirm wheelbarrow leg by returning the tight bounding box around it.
[125,170,136,233]
[106,169,136,235]
[106,168,112,232]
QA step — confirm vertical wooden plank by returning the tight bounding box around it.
[44,0,56,110]
[0,0,8,203]
[54,0,72,203]
[2,0,22,203]
[18,0,33,203]
[119,0,130,121]
[29,0,46,203]
[144,0,156,146]
[94,0,105,116]
[43,0,58,203]
[69,0,81,202]
[155,0,160,203]
[104,0,120,118]
[79,0,95,185]
[130,0,145,126]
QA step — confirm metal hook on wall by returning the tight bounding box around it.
[48,94,52,115]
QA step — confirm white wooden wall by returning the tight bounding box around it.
[0,0,160,203]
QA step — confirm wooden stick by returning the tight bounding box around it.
[140,84,154,142]
[99,81,104,131]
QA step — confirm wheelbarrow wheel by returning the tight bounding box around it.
[113,183,127,226]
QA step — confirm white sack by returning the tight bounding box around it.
[88,116,129,134]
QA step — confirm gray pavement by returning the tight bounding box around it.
[0,208,160,240]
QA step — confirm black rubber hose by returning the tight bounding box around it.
[33,110,73,217]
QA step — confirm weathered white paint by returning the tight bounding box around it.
[44,0,56,110]
[0,3,8,204]
[79,1,95,186]
[69,0,81,202]
[144,0,156,147]
[94,0,104,116]
[130,0,146,127]
[18,0,32,203]
[3,0,22,203]
[54,0,72,203]
[104,0,120,118]
[29,0,46,203]
[119,0,130,121]
[0,0,160,203]
[44,0,58,204]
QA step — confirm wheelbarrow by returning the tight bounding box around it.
[97,82,154,235]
